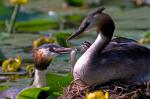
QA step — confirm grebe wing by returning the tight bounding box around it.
[103,40,150,55]
[111,37,137,44]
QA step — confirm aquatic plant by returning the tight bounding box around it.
[7,0,29,33]
[0,49,5,65]
[65,0,84,7]
[32,36,55,48]
[25,64,35,77]
[139,31,150,44]
[54,32,71,47]
[86,91,109,99]
[2,55,22,72]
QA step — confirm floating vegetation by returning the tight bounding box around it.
[25,64,35,77]
[64,0,84,7]
[16,73,73,99]
[0,85,9,92]
[32,36,55,48]
[0,21,5,31]
[139,31,150,44]
[17,87,50,99]
[2,55,22,72]
[54,32,72,47]
[64,13,85,28]
[0,49,5,65]
[15,19,59,32]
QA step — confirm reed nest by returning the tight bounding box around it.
[58,80,150,99]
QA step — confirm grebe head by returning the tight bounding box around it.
[33,44,72,70]
[68,7,115,40]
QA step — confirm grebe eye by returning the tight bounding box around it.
[49,47,54,51]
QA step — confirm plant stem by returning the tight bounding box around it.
[7,4,20,33]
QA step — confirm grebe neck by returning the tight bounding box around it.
[32,69,46,88]
[86,32,110,57]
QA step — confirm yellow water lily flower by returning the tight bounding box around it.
[26,64,34,76]
[10,0,29,5]
[32,36,55,48]
[2,55,22,72]
[86,90,109,99]
[139,38,150,44]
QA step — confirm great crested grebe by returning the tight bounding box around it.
[68,7,150,86]
[0,44,72,99]
[32,44,72,87]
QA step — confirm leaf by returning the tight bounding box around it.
[16,73,72,99]
[54,32,71,47]
[46,73,73,92]
[65,0,84,6]
[32,36,55,48]
[0,85,9,92]
[16,87,50,99]
[15,19,59,32]
[2,55,22,72]
[0,49,5,62]
[0,32,11,40]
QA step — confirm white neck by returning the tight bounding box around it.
[70,49,77,72]
[85,33,110,57]
[32,69,46,88]
[73,33,110,77]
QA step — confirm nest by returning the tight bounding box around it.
[58,80,150,99]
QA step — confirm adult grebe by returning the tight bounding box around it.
[0,44,72,99]
[68,7,150,86]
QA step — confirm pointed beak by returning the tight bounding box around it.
[67,21,90,40]
[54,47,73,54]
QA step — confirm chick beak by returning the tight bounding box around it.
[54,47,73,54]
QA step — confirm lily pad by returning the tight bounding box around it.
[54,32,72,47]
[0,49,5,59]
[17,87,50,99]
[15,19,59,32]
[0,85,9,92]
[46,73,73,92]
[65,0,84,6]
[16,73,72,99]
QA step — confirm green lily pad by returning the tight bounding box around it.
[0,48,5,63]
[46,73,73,92]
[65,0,84,6]
[0,85,9,92]
[54,32,72,47]
[0,32,11,40]
[15,19,59,32]
[17,73,72,99]
[17,87,50,99]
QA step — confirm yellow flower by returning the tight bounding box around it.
[32,37,55,48]
[104,91,109,99]
[10,0,29,5]
[86,91,109,99]
[2,55,22,72]
[26,64,34,76]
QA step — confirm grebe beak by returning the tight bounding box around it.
[67,7,105,41]
[67,20,90,40]
[54,47,73,54]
